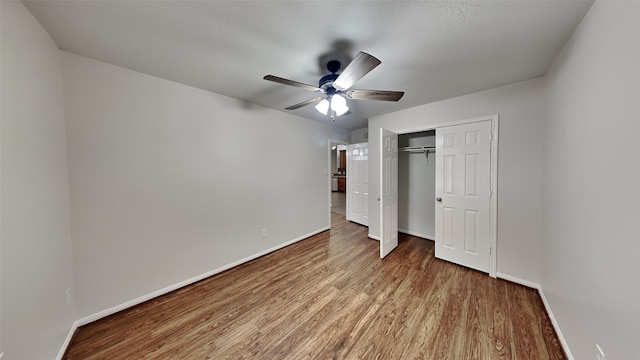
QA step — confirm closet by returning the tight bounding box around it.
[398,130,436,240]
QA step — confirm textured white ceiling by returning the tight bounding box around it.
[24,0,593,130]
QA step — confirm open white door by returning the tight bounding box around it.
[347,143,369,226]
[435,120,492,273]
[380,129,398,258]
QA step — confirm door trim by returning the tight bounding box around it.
[393,114,499,278]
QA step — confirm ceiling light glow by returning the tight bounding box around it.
[330,94,349,116]
[315,99,330,115]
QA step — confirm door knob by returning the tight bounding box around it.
[436,197,442,202]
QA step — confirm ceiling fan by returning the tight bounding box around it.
[263,51,404,119]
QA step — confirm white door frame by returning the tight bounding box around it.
[328,139,350,228]
[388,114,499,277]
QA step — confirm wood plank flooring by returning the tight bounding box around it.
[331,191,346,216]
[63,213,565,359]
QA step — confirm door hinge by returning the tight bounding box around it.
[489,246,492,255]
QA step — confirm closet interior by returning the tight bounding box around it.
[398,130,436,240]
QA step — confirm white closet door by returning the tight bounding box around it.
[380,129,398,259]
[435,121,492,273]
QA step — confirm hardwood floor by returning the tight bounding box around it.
[63,213,565,359]
[331,191,346,216]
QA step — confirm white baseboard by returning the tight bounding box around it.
[64,227,329,351]
[368,233,381,241]
[496,272,539,289]
[398,228,434,241]
[56,320,80,360]
[536,286,574,360]
[496,272,573,360]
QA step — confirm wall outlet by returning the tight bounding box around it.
[66,288,73,307]
[260,228,268,238]
[595,344,606,360]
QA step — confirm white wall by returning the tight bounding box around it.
[331,148,338,174]
[1,2,76,359]
[542,2,640,359]
[62,52,349,318]
[351,127,368,143]
[369,78,545,284]
[398,132,436,239]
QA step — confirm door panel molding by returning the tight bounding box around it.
[347,142,369,226]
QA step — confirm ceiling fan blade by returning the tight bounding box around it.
[285,97,325,110]
[345,89,404,102]
[333,52,381,91]
[263,75,322,92]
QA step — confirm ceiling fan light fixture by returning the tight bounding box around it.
[315,98,330,115]
[331,94,349,116]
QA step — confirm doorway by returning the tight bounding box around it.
[328,140,349,228]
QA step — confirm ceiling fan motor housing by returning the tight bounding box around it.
[319,73,339,94]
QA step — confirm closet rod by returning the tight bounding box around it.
[398,145,435,165]
[398,146,436,152]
